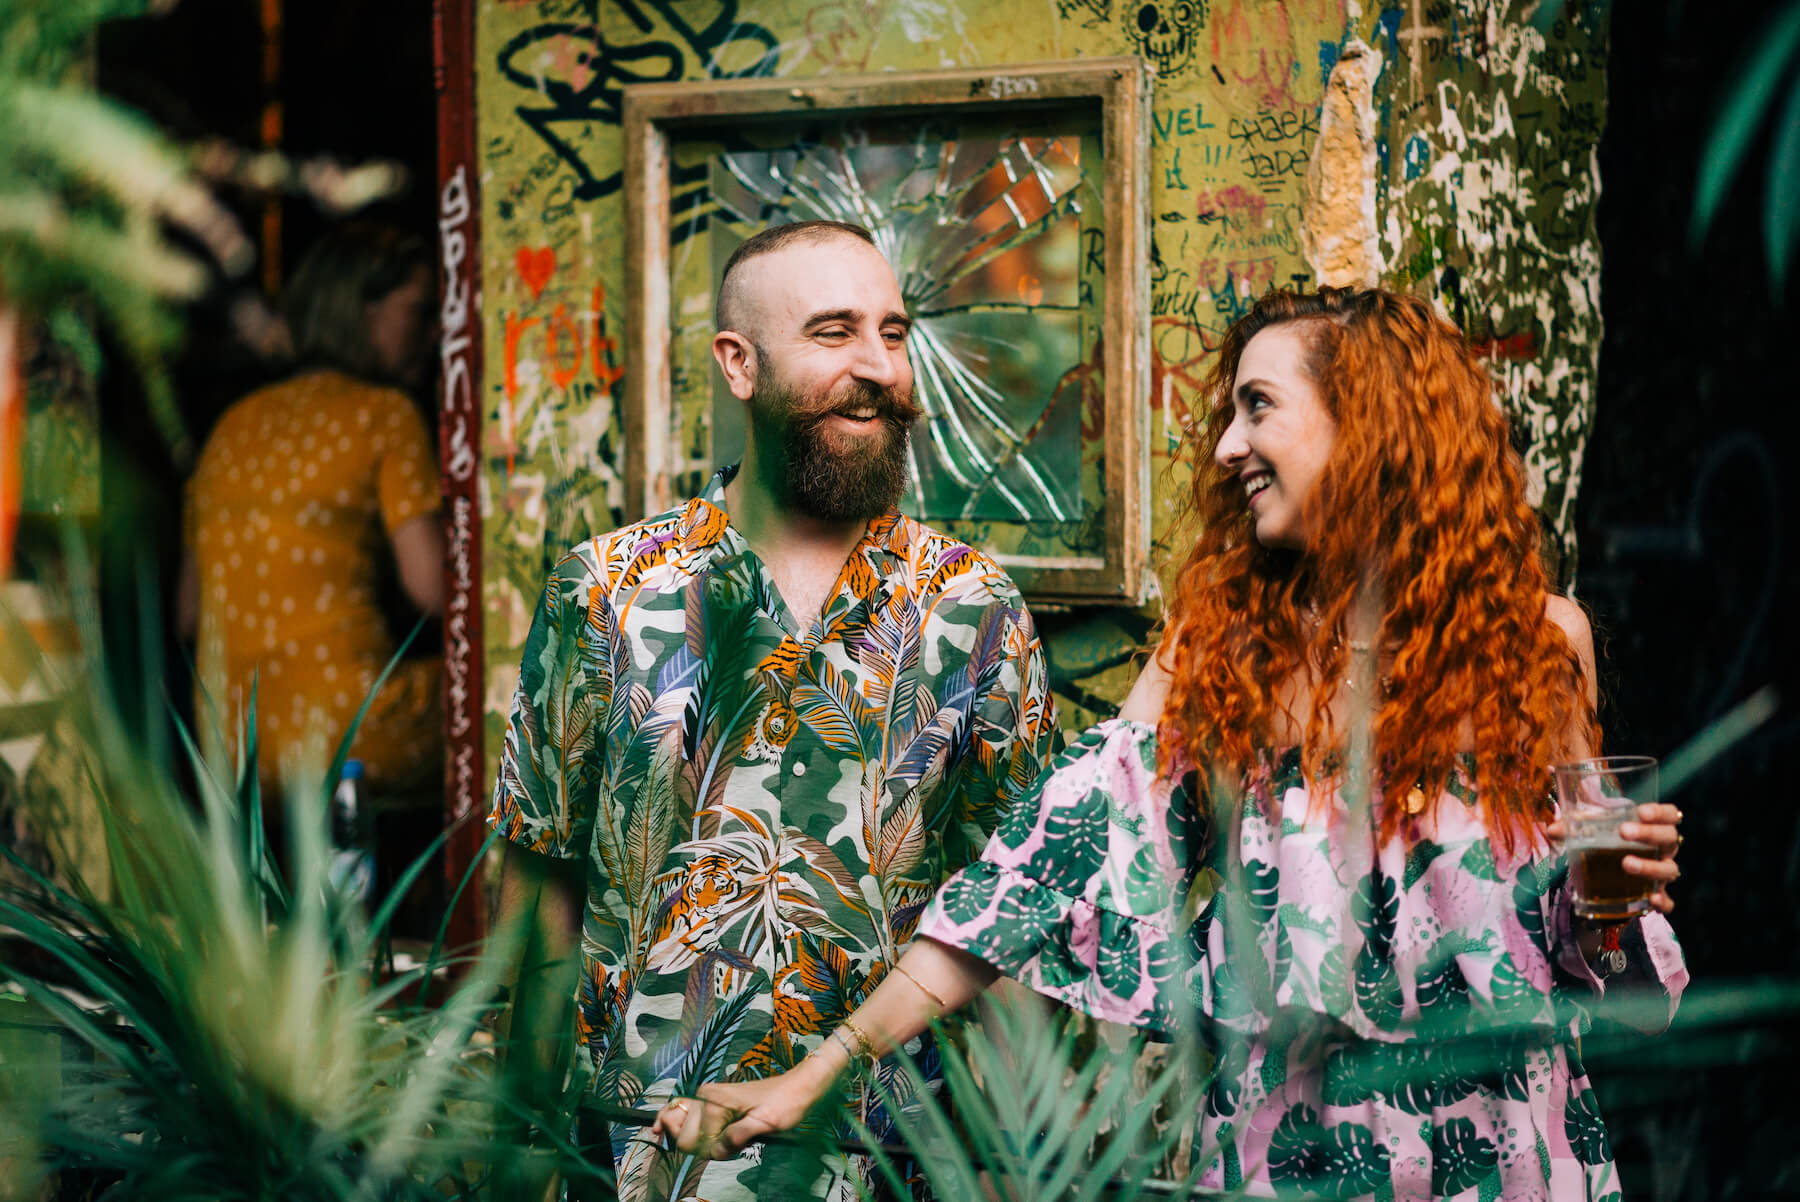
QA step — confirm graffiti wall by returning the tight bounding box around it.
[468,0,1609,748]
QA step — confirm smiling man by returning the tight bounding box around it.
[490,221,1058,1201]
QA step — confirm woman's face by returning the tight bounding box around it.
[1214,323,1338,551]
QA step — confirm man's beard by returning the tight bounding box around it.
[748,369,920,523]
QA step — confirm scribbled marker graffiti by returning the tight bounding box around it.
[495,0,780,203]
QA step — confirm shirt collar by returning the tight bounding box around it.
[678,462,907,563]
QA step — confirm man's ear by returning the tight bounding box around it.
[712,330,758,401]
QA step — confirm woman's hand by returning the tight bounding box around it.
[1546,802,1685,913]
[1619,802,1683,913]
[648,1054,837,1161]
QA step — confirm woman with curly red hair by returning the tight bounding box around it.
[652,288,1688,1200]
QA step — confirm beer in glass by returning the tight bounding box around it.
[1552,756,1659,922]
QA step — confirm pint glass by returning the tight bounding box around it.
[1552,756,1659,923]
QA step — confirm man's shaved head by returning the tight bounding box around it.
[714,220,878,339]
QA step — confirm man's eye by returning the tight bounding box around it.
[883,329,908,344]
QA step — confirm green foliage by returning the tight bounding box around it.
[0,0,403,468]
[855,1001,1214,1202]
[0,0,241,463]
[0,596,602,1200]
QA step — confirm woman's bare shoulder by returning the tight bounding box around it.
[1116,630,1178,725]
[1544,592,1599,705]
[1544,592,1594,648]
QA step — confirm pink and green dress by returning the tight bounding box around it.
[918,719,1687,1201]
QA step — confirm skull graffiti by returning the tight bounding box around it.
[1128,1,1204,77]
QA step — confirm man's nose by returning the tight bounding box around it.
[851,331,904,388]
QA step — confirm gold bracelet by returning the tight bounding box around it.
[841,1016,877,1062]
[891,961,947,1015]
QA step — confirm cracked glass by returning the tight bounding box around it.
[669,109,1105,533]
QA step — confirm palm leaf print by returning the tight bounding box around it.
[683,577,767,832]
[875,786,926,879]
[788,832,869,915]
[543,593,600,832]
[619,731,683,943]
[792,658,876,760]
[859,592,922,740]
[888,698,966,788]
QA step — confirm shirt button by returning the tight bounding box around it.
[792,760,806,777]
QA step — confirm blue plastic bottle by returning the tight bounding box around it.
[328,759,374,902]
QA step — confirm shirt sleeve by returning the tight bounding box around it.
[920,719,1182,1033]
[1548,875,1688,1032]
[945,596,1062,871]
[372,391,441,536]
[489,553,606,860]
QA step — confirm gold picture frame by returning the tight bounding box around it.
[622,57,1150,604]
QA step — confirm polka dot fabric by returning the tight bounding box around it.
[186,370,442,792]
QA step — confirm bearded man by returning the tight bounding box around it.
[490,221,1059,1200]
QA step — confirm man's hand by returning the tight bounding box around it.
[648,1052,839,1160]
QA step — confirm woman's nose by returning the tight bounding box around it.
[1215,415,1248,468]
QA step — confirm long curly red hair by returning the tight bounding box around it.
[1158,287,1596,855]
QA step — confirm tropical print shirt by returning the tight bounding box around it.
[490,465,1058,1202]
[921,719,1688,1202]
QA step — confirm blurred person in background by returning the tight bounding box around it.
[179,221,443,798]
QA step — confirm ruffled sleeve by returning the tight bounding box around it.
[917,719,1198,1035]
[1540,859,1688,1032]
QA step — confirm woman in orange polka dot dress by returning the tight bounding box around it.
[180,224,444,796]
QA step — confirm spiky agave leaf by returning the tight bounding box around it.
[0,601,581,1199]
[855,994,1212,1202]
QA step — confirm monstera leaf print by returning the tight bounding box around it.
[1318,944,1352,1015]
[1512,863,1555,960]
[936,863,1002,926]
[1487,952,1546,1031]
[1353,946,1405,1031]
[1094,909,1143,997]
[1323,1040,1474,1115]
[1033,925,1089,989]
[1353,871,1399,957]
[1431,1117,1500,1196]
[1270,915,1293,994]
[1204,1037,1248,1119]
[1415,950,1474,1036]
[1268,1104,1391,1200]
[992,880,1061,949]
[1564,1086,1612,1166]
[1242,858,1280,925]
[1402,839,1447,890]
[1021,786,1109,894]
[1123,843,1172,916]
[1459,839,1501,881]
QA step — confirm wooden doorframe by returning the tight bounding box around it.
[433,0,487,948]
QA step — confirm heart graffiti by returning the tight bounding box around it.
[516,245,555,299]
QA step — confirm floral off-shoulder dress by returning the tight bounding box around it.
[917,719,1687,1201]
